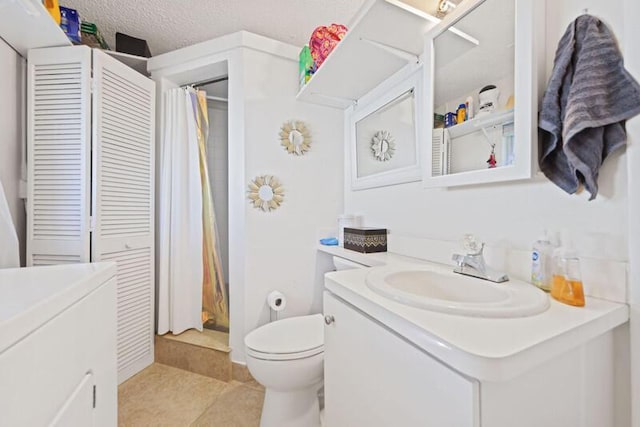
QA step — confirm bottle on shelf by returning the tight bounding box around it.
[43,0,61,24]
[456,103,466,123]
[465,96,474,120]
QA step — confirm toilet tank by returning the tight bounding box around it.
[332,256,367,271]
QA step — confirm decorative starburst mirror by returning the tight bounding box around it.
[280,120,311,155]
[371,130,395,161]
[247,175,284,212]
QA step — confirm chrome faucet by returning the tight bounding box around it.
[452,238,509,283]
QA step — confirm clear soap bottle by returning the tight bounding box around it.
[550,232,585,307]
[531,230,553,291]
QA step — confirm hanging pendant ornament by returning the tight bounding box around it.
[487,145,497,168]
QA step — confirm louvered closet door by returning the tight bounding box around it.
[91,50,155,384]
[27,47,92,266]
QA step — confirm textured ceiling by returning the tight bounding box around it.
[61,0,367,56]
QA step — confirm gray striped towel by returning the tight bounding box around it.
[539,14,640,200]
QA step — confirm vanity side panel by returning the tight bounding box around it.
[324,291,479,427]
[480,326,628,427]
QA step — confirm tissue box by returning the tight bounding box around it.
[116,32,152,58]
[343,228,387,253]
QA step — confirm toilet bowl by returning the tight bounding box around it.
[245,314,324,427]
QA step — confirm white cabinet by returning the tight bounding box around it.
[423,0,545,187]
[323,291,480,427]
[324,287,628,427]
[0,263,118,427]
[26,45,156,383]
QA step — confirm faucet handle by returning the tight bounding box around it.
[462,234,484,255]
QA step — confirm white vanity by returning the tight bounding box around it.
[0,263,118,427]
[321,249,629,427]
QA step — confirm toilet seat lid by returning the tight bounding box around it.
[245,314,324,356]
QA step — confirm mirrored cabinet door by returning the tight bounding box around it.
[423,0,544,188]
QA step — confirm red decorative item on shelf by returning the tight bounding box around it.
[487,147,497,168]
[309,23,348,69]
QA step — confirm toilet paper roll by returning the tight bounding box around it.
[267,291,287,312]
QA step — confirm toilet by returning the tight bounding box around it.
[245,256,367,427]
[245,314,325,427]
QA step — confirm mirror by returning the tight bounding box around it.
[280,120,311,155]
[349,67,423,190]
[424,0,543,187]
[258,185,274,201]
[247,175,284,212]
[289,130,304,147]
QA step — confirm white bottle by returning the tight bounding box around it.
[337,214,361,247]
[531,230,553,291]
[465,96,474,120]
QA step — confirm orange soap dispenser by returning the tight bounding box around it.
[550,231,585,307]
[43,0,61,24]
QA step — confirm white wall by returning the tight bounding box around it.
[147,34,343,364]
[240,47,344,361]
[346,0,628,268]
[623,0,640,424]
[0,39,25,265]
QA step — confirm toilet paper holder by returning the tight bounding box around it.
[267,290,287,322]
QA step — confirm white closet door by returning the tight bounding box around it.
[27,46,92,266]
[91,50,156,383]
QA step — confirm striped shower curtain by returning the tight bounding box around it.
[191,90,230,331]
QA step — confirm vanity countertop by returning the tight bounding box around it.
[0,262,117,355]
[321,246,629,382]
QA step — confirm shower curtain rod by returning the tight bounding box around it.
[206,96,228,102]
[184,76,229,88]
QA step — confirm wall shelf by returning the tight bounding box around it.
[296,0,439,109]
[0,0,71,57]
[104,51,149,75]
[446,109,514,139]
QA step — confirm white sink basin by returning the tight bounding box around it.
[365,266,549,318]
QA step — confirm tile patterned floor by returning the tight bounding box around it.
[118,363,264,427]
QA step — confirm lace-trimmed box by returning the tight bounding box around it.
[343,228,387,253]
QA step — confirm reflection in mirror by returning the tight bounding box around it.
[349,67,423,190]
[371,130,396,162]
[355,89,416,178]
[431,0,515,177]
[289,130,304,147]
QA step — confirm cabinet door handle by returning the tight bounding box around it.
[324,315,335,325]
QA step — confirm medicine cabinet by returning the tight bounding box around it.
[348,66,423,190]
[423,0,544,188]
